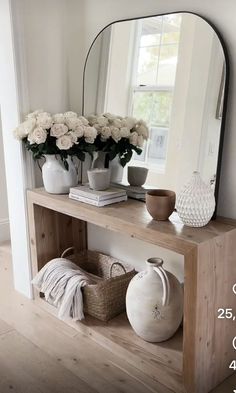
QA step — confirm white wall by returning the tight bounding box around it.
[20,0,69,113]
[0,0,33,297]
[0,119,10,242]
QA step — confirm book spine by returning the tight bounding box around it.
[69,194,127,207]
[69,189,99,201]
[70,188,126,201]
[69,194,100,206]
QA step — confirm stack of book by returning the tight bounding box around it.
[69,184,127,207]
[111,183,148,201]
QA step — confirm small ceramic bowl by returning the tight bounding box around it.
[146,189,176,221]
[128,166,148,187]
[87,168,111,191]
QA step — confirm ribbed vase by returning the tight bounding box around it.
[176,171,215,227]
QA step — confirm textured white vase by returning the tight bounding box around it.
[42,155,78,194]
[176,171,215,227]
[126,258,183,343]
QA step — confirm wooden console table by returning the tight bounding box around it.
[27,188,236,393]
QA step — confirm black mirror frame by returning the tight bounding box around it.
[82,11,230,218]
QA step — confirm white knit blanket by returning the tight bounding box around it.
[32,258,91,321]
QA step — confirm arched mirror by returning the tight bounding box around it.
[83,12,228,208]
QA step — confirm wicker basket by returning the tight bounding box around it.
[63,248,136,322]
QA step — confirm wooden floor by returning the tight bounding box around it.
[0,242,235,393]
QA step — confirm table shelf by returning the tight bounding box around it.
[27,188,236,393]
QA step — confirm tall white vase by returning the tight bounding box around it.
[92,152,124,183]
[126,258,183,343]
[42,155,78,194]
[109,156,124,183]
[176,171,215,227]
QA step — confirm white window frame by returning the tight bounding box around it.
[128,17,180,172]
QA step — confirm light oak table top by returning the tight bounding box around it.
[28,187,236,255]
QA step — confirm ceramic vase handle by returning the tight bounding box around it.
[153,266,170,306]
[91,151,99,169]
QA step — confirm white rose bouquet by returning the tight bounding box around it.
[13,110,98,169]
[87,113,149,167]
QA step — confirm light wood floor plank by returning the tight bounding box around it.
[0,318,14,336]
[0,330,95,393]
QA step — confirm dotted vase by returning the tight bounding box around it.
[176,171,215,227]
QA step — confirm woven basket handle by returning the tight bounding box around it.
[110,262,127,277]
[61,246,75,258]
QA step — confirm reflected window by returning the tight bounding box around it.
[131,15,181,171]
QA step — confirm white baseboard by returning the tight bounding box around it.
[0,218,10,242]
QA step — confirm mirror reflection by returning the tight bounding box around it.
[83,13,226,193]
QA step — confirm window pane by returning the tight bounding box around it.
[162,31,180,44]
[141,34,161,47]
[132,91,153,123]
[132,91,173,127]
[150,91,173,127]
[163,15,182,31]
[148,127,168,160]
[140,17,162,46]
[157,44,178,85]
[137,46,159,85]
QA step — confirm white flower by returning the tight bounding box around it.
[13,119,36,140]
[87,114,98,125]
[136,121,149,139]
[96,116,108,127]
[111,126,121,143]
[103,112,116,121]
[65,117,82,130]
[68,131,79,144]
[125,117,137,130]
[78,116,89,126]
[84,126,97,143]
[93,123,102,132]
[74,125,85,138]
[26,109,44,120]
[111,118,122,128]
[50,123,68,137]
[137,135,144,148]
[56,134,73,150]
[100,126,111,141]
[36,113,52,129]
[129,131,138,146]
[53,113,65,124]
[120,127,130,138]
[64,111,77,119]
[28,127,47,145]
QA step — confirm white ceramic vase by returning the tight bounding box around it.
[176,171,215,227]
[42,155,78,194]
[92,151,107,169]
[109,156,124,183]
[92,152,124,183]
[126,258,183,343]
